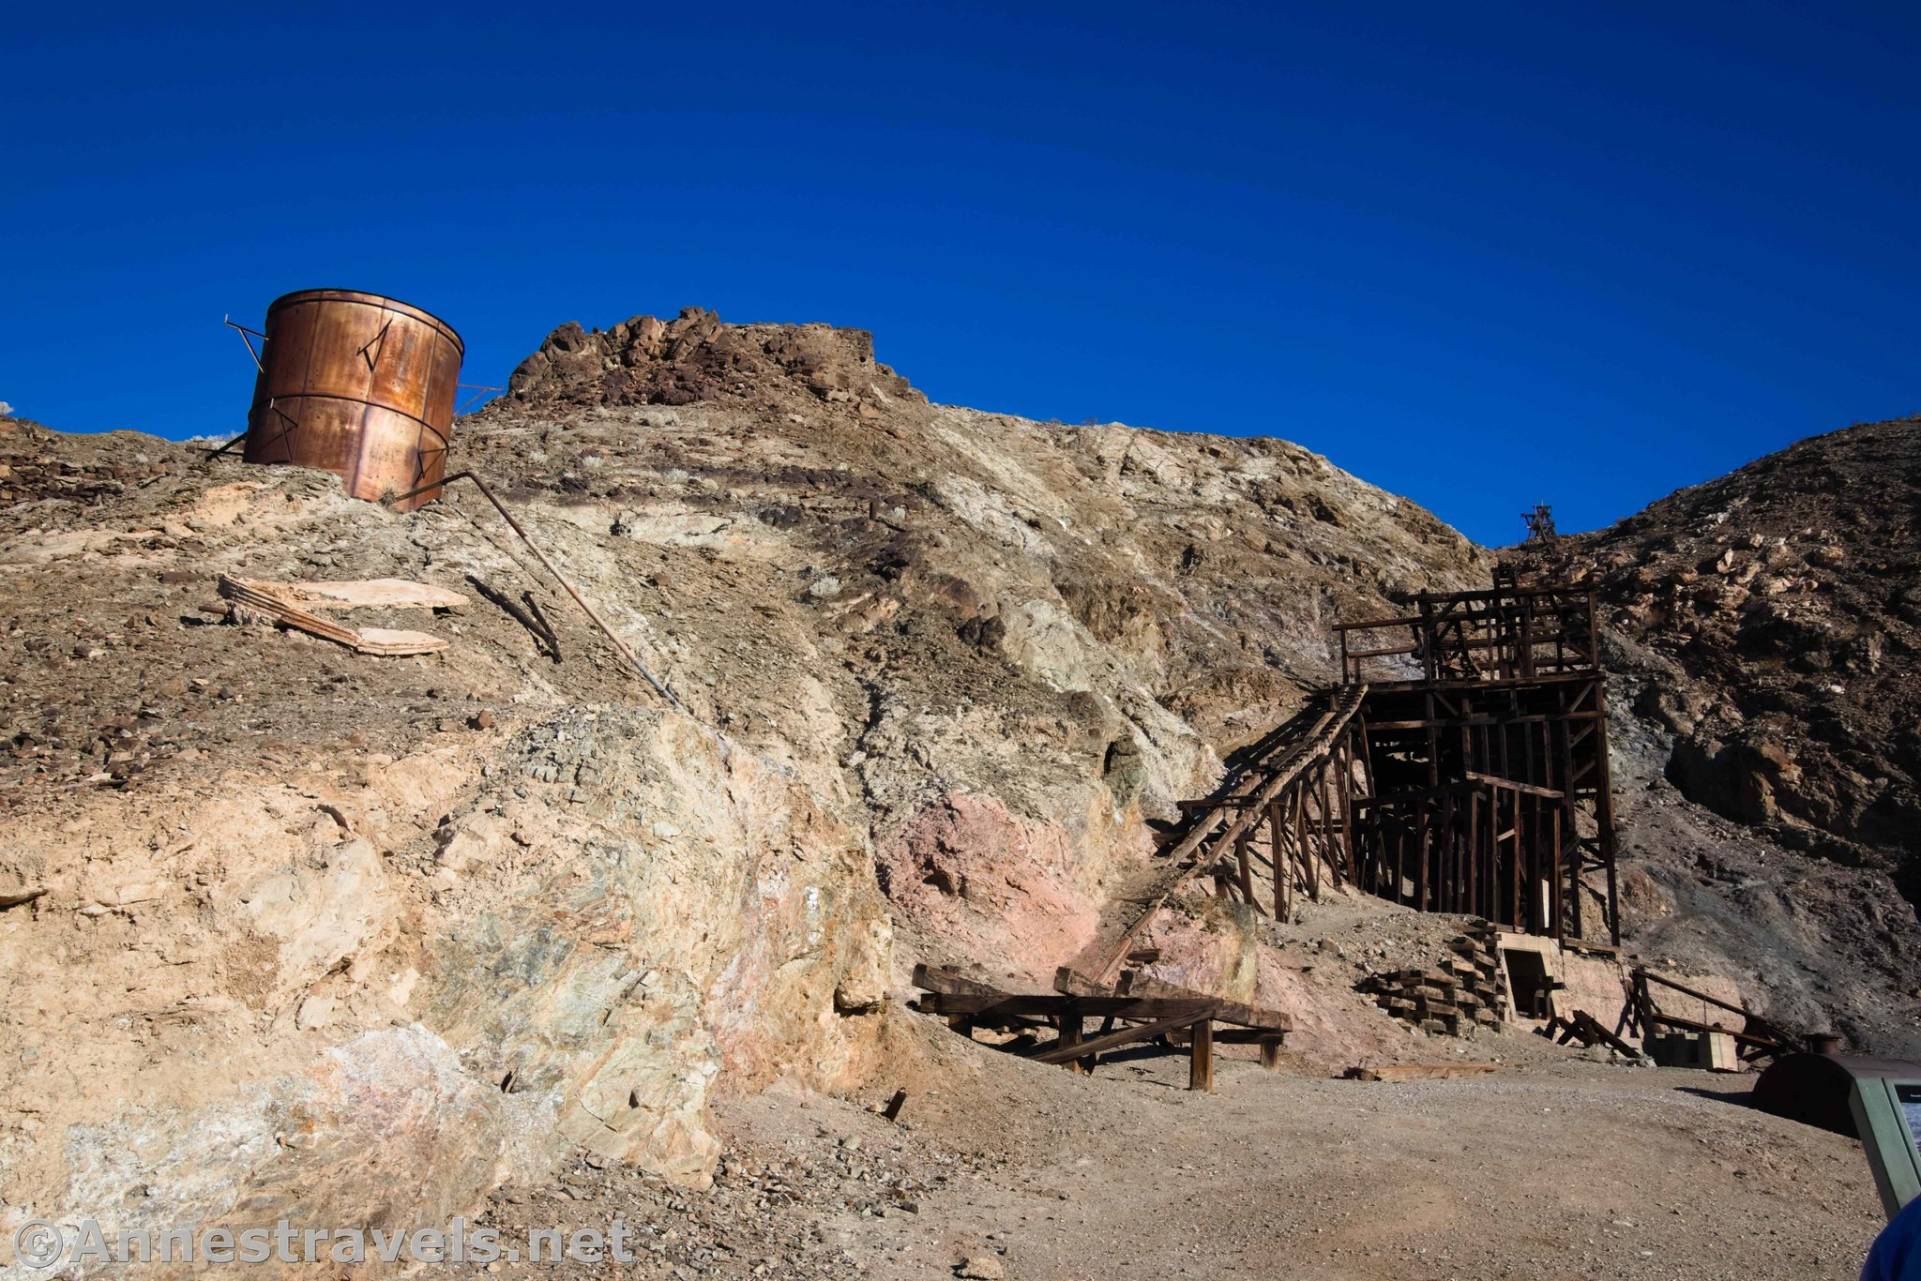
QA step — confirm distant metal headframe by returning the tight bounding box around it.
[242,289,463,511]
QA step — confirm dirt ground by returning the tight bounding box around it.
[438,1018,1886,1281]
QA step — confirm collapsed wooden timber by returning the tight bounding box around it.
[912,964,1291,1092]
[1540,1009,1645,1062]
[216,575,458,656]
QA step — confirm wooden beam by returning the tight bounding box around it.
[1053,968,1291,1032]
[1342,1063,1498,1082]
[911,964,1008,997]
[1465,770,1565,800]
[920,991,1214,1021]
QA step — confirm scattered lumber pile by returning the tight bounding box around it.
[1358,920,1508,1038]
[910,964,1292,1092]
[215,575,463,656]
[1539,1008,1645,1062]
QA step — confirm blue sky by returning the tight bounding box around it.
[4,3,1916,545]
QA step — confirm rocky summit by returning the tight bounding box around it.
[0,311,1915,1278]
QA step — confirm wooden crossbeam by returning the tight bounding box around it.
[1028,1007,1216,1065]
[918,991,1215,1021]
[1464,771,1565,799]
[911,964,1008,997]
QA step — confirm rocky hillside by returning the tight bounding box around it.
[1580,420,1918,861]
[1513,418,1921,1050]
[0,309,1485,1253]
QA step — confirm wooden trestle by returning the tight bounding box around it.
[1089,682,1373,981]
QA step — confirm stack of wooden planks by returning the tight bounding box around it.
[1359,921,1507,1037]
[215,575,462,656]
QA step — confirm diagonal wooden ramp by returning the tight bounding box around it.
[1080,682,1371,982]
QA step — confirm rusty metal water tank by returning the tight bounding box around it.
[243,289,463,511]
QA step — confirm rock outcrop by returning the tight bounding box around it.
[508,307,922,411]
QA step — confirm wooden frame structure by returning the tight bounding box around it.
[1072,576,1620,1000]
[912,965,1290,1092]
[1615,966,1807,1065]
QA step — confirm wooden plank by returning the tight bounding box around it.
[217,576,447,656]
[1186,1027,1286,1046]
[273,578,469,610]
[911,964,1008,997]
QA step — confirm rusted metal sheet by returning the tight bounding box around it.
[243,289,463,510]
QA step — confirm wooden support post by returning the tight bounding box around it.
[1058,1007,1087,1074]
[1392,813,1405,906]
[1466,788,1480,920]
[1306,764,1324,900]
[1509,793,1523,930]
[1235,826,1257,912]
[1337,734,1356,883]
[1593,677,1622,945]
[1269,797,1289,920]
[1189,1017,1214,1092]
[1293,782,1313,902]
[1415,797,1429,912]
[1550,805,1564,945]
